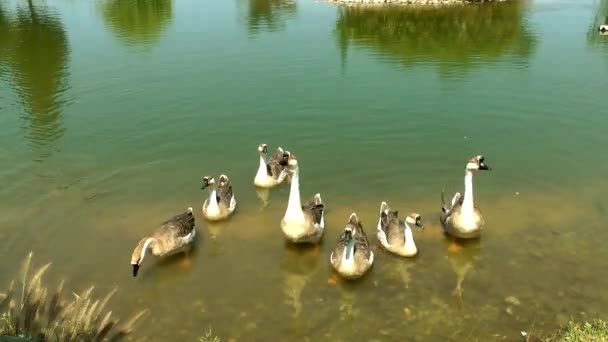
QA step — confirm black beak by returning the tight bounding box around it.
[416,218,424,230]
[132,264,140,277]
[479,163,491,171]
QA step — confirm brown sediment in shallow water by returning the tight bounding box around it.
[1,180,608,340]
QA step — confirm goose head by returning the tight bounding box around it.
[278,149,291,166]
[405,213,424,230]
[131,238,153,277]
[258,143,268,155]
[218,174,230,187]
[201,176,215,190]
[286,153,298,171]
[466,155,491,172]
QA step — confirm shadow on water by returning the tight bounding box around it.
[335,1,537,77]
[99,0,173,47]
[0,1,69,157]
[246,0,296,35]
[588,0,608,49]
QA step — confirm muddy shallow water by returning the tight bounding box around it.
[1,0,608,340]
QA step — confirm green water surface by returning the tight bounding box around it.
[1,0,608,340]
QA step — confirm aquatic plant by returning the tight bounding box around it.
[199,327,220,342]
[0,252,147,341]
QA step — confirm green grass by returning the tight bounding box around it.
[0,252,147,341]
[548,319,608,341]
[538,319,608,342]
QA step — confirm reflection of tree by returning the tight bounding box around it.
[336,2,537,75]
[100,0,173,47]
[588,0,608,48]
[247,0,296,34]
[0,2,69,153]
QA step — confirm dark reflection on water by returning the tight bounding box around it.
[246,0,296,35]
[588,0,608,48]
[0,1,69,155]
[336,2,537,76]
[99,0,173,47]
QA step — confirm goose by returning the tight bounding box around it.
[330,213,374,279]
[280,155,325,243]
[440,155,492,239]
[201,174,237,221]
[130,207,196,277]
[376,201,424,257]
[254,143,290,188]
[599,24,608,32]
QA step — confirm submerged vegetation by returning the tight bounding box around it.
[199,327,221,342]
[0,252,147,341]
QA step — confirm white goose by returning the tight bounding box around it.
[280,155,325,243]
[254,143,290,188]
[201,175,237,221]
[376,201,424,257]
[130,207,196,277]
[440,155,492,239]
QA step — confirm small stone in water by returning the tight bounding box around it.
[505,296,521,306]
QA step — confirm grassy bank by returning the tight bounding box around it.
[523,319,608,341]
[0,252,147,341]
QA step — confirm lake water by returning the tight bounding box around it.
[1,0,608,340]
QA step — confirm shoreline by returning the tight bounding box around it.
[327,0,507,5]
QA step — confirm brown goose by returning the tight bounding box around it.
[201,174,236,221]
[376,201,424,257]
[254,143,290,188]
[280,155,325,243]
[130,207,196,277]
[440,155,492,239]
[330,213,374,279]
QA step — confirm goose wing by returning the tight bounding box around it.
[302,193,324,226]
[217,176,234,207]
[441,189,463,213]
[330,230,348,264]
[347,214,372,261]
[267,147,287,178]
[156,208,195,238]
[354,224,372,261]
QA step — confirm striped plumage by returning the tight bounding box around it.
[130,207,196,277]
